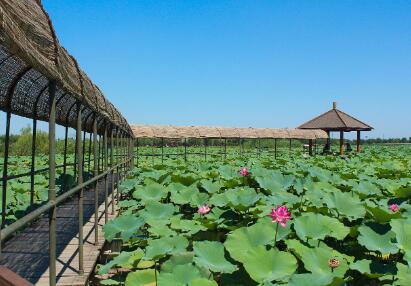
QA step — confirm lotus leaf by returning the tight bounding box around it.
[193,241,238,274]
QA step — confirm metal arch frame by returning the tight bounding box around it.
[0,6,134,282]
[30,82,51,205]
[1,65,32,228]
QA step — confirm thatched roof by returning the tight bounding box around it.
[298,102,372,132]
[131,125,328,140]
[0,0,132,135]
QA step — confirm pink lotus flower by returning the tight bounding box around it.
[269,205,291,228]
[389,204,399,213]
[239,167,249,177]
[198,205,211,215]
[328,258,340,269]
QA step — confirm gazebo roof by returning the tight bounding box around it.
[298,102,373,131]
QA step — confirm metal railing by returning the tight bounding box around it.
[0,81,135,286]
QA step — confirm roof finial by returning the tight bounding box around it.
[333,101,337,109]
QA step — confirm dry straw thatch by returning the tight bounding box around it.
[0,0,131,135]
[131,125,328,140]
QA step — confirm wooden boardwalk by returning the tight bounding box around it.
[0,176,117,286]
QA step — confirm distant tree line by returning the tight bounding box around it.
[361,137,411,144]
[0,126,76,157]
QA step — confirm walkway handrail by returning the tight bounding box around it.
[0,159,130,242]
[3,163,75,181]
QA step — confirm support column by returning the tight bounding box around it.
[339,131,344,156]
[93,116,99,246]
[115,129,120,203]
[308,139,313,156]
[151,137,154,166]
[88,132,92,173]
[356,131,361,152]
[75,101,84,275]
[161,138,164,164]
[62,126,68,190]
[204,139,207,160]
[111,128,115,215]
[184,138,187,162]
[82,129,86,170]
[48,81,57,286]
[103,125,108,224]
[30,118,37,206]
[224,139,227,159]
[326,130,331,153]
[136,138,139,167]
[123,133,126,175]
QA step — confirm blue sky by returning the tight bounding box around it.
[4,1,411,138]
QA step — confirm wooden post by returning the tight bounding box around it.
[325,130,330,153]
[75,101,84,275]
[93,117,98,246]
[356,131,361,152]
[308,139,313,156]
[339,131,344,155]
[48,81,57,286]
[0,267,34,286]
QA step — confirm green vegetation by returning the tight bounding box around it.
[0,126,77,156]
[95,145,411,286]
[0,154,78,224]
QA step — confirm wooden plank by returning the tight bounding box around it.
[0,266,35,286]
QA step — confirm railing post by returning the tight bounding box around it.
[115,129,120,203]
[161,138,164,164]
[131,138,134,169]
[309,139,313,156]
[136,138,139,167]
[133,138,135,168]
[224,139,227,159]
[204,139,207,160]
[75,101,84,275]
[1,112,11,230]
[130,137,133,169]
[74,131,77,179]
[184,138,187,162]
[88,132,92,173]
[103,124,108,224]
[111,128,115,215]
[82,129,86,171]
[63,126,68,190]
[123,133,126,178]
[30,118,37,206]
[48,80,57,286]
[151,137,154,166]
[93,116,99,246]
[98,135,101,172]
[123,134,126,173]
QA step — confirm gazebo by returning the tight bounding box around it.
[298,102,373,155]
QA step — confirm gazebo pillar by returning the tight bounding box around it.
[326,130,331,152]
[339,131,344,155]
[356,131,361,152]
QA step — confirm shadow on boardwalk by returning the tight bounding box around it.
[0,175,115,285]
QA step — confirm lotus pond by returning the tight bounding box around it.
[97,145,411,286]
